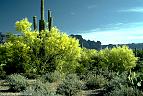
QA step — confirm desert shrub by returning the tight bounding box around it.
[7,74,28,92]
[42,71,62,83]
[86,74,108,89]
[77,48,97,74]
[86,67,117,80]
[98,46,138,72]
[105,72,129,93]
[0,18,81,75]
[97,68,117,80]
[22,80,60,96]
[106,85,143,96]
[57,74,82,96]
[78,46,137,75]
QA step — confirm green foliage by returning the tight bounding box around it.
[16,18,32,32]
[7,74,28,92]
[96,68,117,80]
[77,48,97,74]
[79,48,97,65]
[77,46,137,74]
[105,72,129,93]
[0,18,81,74]
[0,17,142,95]
[2,40,31,74]
[86,74,108,89]
[102,71,143,95]
[98,46,138,72]
[43,29,81,73]
[57,74,82,96]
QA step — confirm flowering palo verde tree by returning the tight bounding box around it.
[0,18,81,74]
[98,46,138,72]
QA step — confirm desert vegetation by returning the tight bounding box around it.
[0,18,143,96]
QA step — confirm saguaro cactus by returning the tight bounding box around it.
[48,9,53,31]
[34,0,54,32]
[39,0,45,31]
[41,0,44,20]
[33,16,37,31]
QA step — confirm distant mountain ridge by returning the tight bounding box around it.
[70,34,143,50]
[70,34,102,50]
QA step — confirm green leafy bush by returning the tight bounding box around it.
[57,74,82,96]
[0,18,81,75]
[98,46,138,72]
[86,74,108,89]
[77,48,97,74]
[78,46,137,74]
[7,74,28,92]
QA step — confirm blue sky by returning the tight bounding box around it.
[1,0,143,45]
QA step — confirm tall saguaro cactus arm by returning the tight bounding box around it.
[48,9,51,22]
[33,16,37,31]
[48,9,53,31]
[34,0,54,32]
[41,0,44,20]
[49,17,53,31]
[39,0,45,31]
